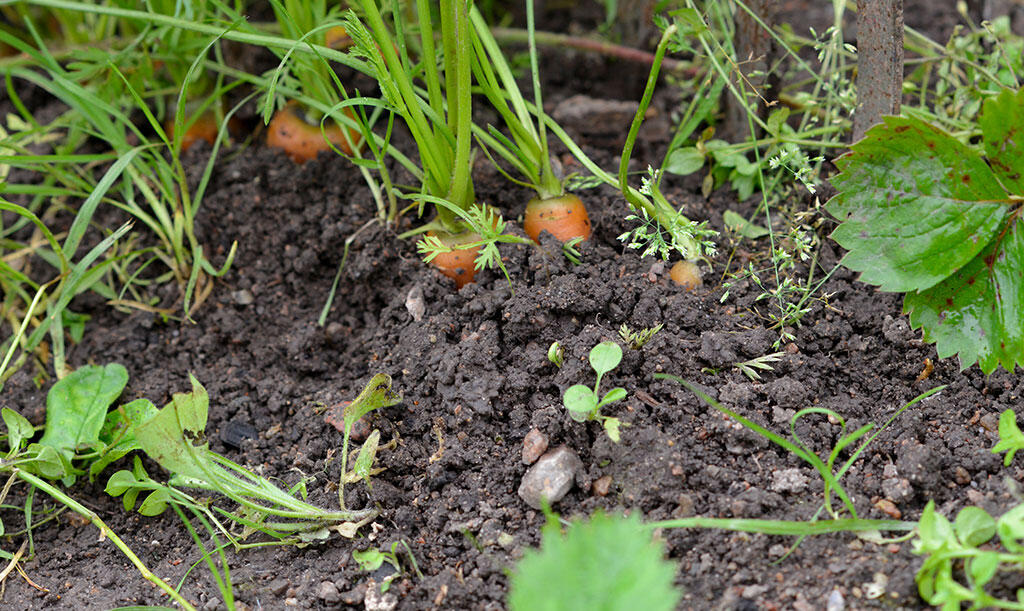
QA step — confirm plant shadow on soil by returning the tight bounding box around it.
[3,2,1024,609]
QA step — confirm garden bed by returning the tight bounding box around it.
[2,1,1022,609]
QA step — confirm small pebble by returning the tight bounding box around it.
[231,289,254,305]
[826,588,845,611]
[521,428,549,464]
[673,494,695,519]
[954,466,971,485]
[317,581,340,604]
[771,468,809,494]
[517,446,583,509]
[364,579,398,611]
[784,342,799,354]
[592,475,612,496]
[874,498,901,519]
[405,285,426,321]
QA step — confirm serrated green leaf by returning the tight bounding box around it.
[342,373,402,434]
[828,116,1009,293]
[980,88,1024,194]
[133,374,209,480]
[508,511,679,611]
[38,364,128,464]
[904,220,1024,373]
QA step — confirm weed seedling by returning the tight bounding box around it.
[547,341,564,368]
[563,341,627,442]
[618,323,663,349]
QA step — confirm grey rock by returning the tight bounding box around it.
[317,580,340,604]
[770,468,809,494]
[517,446,583,509]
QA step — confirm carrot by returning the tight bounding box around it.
[669,260,702,290]
[425,230,481,289]
[165,111,218,153]
[325,26,353,50]
[523,193,592,243]
[266,102,361,163]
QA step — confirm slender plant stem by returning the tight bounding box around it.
[14,469,198,611]
[491,26,696,75]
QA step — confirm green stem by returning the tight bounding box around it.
[2,0,369,74]
[647,516,915,535]
[490,26,694,75]
[14,469,198,611]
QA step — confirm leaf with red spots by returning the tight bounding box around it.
[980,88,1024,194]
[828,89,1024,373]
[828,117,1008,293]
[904,221,1024,373]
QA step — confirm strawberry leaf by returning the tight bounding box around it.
[904,220,1024,373]
[828,117,1008,293]
[979,88,1024,194]
[828,89,1024,373]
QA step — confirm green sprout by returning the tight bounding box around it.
[563,341,627,442]
[618,323,663,350]
[547,341,564,367]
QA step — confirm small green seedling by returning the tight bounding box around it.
[563,341,627,442]
[548,342,564,367]
[353,541,405,593]
[618,323,663,350]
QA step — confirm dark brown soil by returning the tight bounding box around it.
[2,3,1019,610]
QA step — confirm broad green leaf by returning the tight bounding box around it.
[997,504,1024,553]
[954,506,995,547]
[563,385,597,416]
[352,548,386,572]
[723,210,770,239]
[508,511,679,611]
[904,220,1024,373]
[664,147,704,176]
[589,341,622,376]
[138,488,172,516]
[133,374,209,480]
[90,398,159,480]
[39,364,128,461]
[828,116,1008,293]
[915,501,954,553]
[979,88,1024,194]
[603,418,622,443]
[105,470,138,497]
[2,408,34,453]
[968,551,999,587]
